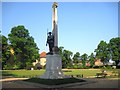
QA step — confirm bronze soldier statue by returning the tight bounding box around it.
[46,32,54,54]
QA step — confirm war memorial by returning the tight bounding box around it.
[40,2,65,79]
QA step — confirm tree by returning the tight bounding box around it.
[63,49,73,68]
[89,53,95,68]
[95,40,110,64]
[2,35,11,69]
[108,37,120,67]
[8,25,39,69]
[59,46,73,68]
[59,46,64,57]
[73,52,80,64]
[81,53,88,68]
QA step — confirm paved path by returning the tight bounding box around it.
[1,77,120,89]
[67,78,119,88]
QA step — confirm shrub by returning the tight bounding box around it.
[4,64,13,70]
[106,65,112,69]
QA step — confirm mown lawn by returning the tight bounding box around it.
[2,69,45,78]
[63,69,101,78]
[1,69,120,78]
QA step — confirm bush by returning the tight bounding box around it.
[26,62,33,70]
[84,66,90,69]
[67,66,73,69]
[67,64,74,69]
[73,64,78,69]
[13,65,19,70]
[4,64,13,70]
[77,65,84,69]
[106,65,112,69]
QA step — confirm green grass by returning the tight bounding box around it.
[106,75,120,78]
[2,69,45,78]
[24,77,85,85]
[63,69,101,78]
[1,69,120,78]
[2,69,100,78]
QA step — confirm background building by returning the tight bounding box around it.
[32,51,46,69]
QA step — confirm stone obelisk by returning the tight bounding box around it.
[52,2,59,54]
[52,2,58,47]
[40,2,65,79]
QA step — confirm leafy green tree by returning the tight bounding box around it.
[108,37,120,67]
[63,49,73,68]
[89,53,95,68]
[59,46,64,57]
[73,52,80,64]
[8,25,39,69]
[2,35,11,69]
[81,53,88,68]
[95,40,110,64]
[59,46,73,68]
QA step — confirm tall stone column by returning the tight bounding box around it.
[52,2,58,47]
[52,2,59,53]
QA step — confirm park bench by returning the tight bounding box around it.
[96,72,107,78]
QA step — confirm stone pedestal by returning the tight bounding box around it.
[40,54,65,79]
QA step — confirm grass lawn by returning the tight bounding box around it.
[63,69,101,78]
[106,75,120,78]
[2,69,120,78]
[2,69,45,78]
[24,77,86,85]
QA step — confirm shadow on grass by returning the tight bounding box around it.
[2,70,23,78]
[24,77,86,85]
[2,70,39,78]
[2,71,14,76]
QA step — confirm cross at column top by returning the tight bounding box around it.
[52,2,58,8]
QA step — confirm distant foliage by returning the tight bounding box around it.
[81,53,88,68]
[59,37,120,69]
[108,37,120,67]
[89,53,95,68]
[2,35,11,69]
[73,52,80,64]
[95,40,110,64]
[95,37,120,68]
[59,46,73,68]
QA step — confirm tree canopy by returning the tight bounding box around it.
[2,25,40,69]
[59,46,73,68]
[73,52,80,63]
[2,35,11,69]
[89,53,95,68]
[81,53,88,67]
[95,40,110,64]
[108,37,120,66]
[59,37,120,69]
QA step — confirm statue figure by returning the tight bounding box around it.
[46,32,54,54]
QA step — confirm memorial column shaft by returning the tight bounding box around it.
[52,2,58,47]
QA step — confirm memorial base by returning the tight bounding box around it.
[40,54,65,79]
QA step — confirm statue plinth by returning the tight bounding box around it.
[40,54,65,79]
